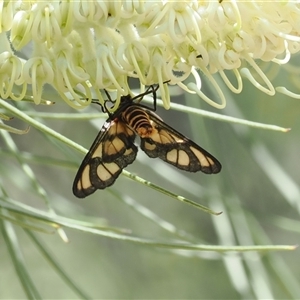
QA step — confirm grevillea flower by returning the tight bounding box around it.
[1,1,300,110]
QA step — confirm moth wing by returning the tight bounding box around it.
[140,111,221,174]
[73,120,138,198]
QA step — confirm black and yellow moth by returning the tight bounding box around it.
[73,85,221,198]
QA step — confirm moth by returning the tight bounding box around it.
[73,85,221,198]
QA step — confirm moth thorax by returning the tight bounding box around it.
[122,106,154,137]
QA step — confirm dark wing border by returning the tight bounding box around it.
[139,109,222,174]
[73,120,138,198]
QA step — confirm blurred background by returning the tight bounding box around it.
[0,61,299,299]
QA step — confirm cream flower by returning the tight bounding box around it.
[0,1,300,109]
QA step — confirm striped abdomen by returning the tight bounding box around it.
[121,105,155,138]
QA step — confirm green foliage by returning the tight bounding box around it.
[0,78,299,299]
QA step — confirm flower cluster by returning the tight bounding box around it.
[0,1,300,109]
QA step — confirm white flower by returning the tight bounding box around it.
[0,0,300,109]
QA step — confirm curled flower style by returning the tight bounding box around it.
[0,50,25,101]
[0,1,300,109]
